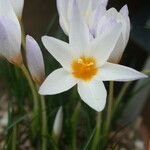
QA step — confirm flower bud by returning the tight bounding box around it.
[53,106,63,139]
[0,0,22,66]
[26,35,45,85]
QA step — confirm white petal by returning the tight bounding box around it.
[77,0,91,17]
[0,16,22,65]
[108,34,125,63]
[26,35,45,85]
[105,7,130,63]
[10,0,24,19]
[57,0,69,35]
[89,3,106,36]
[69,0,90,57]
[97,62,148,81]
[89,22,122,66]
[53,106,63,138]
[100,0,108,6]
[42,36,73,72]
[119,6,130,46]
[92,0,108,9]
[39,68,78,95]
[120,4,129,16]
[96,16,117,38]
[78,80,107,111]
[0,0,18,23]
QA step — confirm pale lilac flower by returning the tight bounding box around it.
[0,0,22,66]
[53,106,63,138]
[26,35,45,85]
[57,0,108,35]
[39,1,147,111]
[57,0,130,63]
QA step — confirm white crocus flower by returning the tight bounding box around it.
[0,0,22,66]
[57,0,107,35]
[10,0,24,19]
[96,5,130,63]
[53,106,63,139]
[57,0,130,64]
[39,1,147,111]
[26,35,45,85]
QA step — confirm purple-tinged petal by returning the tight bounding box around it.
[89,3,106,36]
[0,16,22,66]
[26,35,45,85]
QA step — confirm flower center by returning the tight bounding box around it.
[72,56,98,81]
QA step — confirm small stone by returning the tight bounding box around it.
[0,113,8,127]
[134,139,145,149]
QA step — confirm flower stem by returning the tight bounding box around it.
[21,64,38,113]
[91,112,101,149]
[20,20,26,50]
[113,82,131,115]
[20,64,39,135]
[40,95,47,150]
[12,125,17,150]
[105,81,114,133]
[71,102,81,150]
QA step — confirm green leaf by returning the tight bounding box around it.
[83,127,96,150]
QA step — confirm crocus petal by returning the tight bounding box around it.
[89,22,122,66]
[97,62,148,81]
[42,36,73,72]
[96,16,117,38]
[0,0,18,23]
[119,5,130,46]
[57,0,69,34]
[108,34,125,63]
[26,35,45,85]
[92,0,108,9]
[120,4,129,16]
[39,68,78,95]
[101,0,108,6]
[77,0,91,19]
[104,7,130,63]
[53,106,63,138]
[10,0,24,19]
[89,3,106,36]
[78,80,107,111]
[69,0,90,57]
[0,16,22,66]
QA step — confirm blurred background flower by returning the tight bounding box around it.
[0,0,22,66]
[26,35,45,86]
